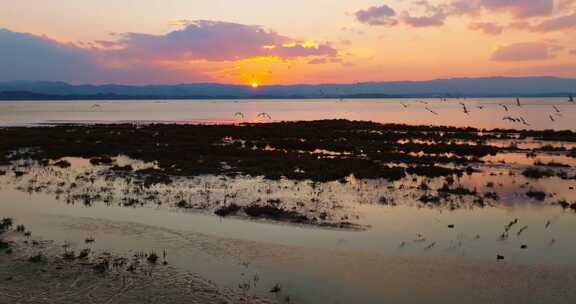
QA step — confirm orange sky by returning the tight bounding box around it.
[0,0,575,85]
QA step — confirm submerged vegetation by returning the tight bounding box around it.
[1,120,576,229]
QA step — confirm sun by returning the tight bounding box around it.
[251,82,260,88]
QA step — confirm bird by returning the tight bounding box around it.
[257,112,272,119]
[460,102,469,115]
[520,117,530,126]
[500,104,509,111]
[234,112,245,119]
[545,220,552,229]
[553,105,561,113]
[401,102,409,108]
[424,242,436,250]
[425,107,439,115]
[497,254,505,260]
[569,95,574,102]
[517,225,528,237]
[516,97,521,107]
[549,115,556,122]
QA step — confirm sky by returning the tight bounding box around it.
[0,0,575,85]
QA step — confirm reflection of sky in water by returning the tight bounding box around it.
[1,98,576,130]
[1,186,576,304]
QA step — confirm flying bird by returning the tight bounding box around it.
[569,95,574,102]
[516,97,521,107]
[549,115,556,122]
[553,105,561,113]
[500,104,509,111]
[425,107,439,115]
[460,102,469,115]
[257,112,272,119]
[234,112,245,119]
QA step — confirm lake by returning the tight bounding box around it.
[1,97,575,130]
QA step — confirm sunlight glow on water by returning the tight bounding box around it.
[1,98,576,130]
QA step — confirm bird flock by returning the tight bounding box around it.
[406,95,575,127]
[230,94,574,126]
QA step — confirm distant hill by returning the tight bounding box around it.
[0,77,575,100]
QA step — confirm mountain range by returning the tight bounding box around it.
[0,77,575,100]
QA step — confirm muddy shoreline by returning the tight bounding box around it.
[3,214,576,304]
[0,220,278,304]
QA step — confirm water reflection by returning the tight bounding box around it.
[2,98,576,130]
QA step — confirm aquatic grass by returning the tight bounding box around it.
[522,167,555,179]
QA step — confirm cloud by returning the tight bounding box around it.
[354,5,398,26]
[354,0,560,32]
[0,21,339,84]
[0,29,195,84]
[109,20,337,61]
[531,12,576,31]
[570,49,576,55]
[469,22,504,34]
[491,42,553,61]
[403,8,447,27]
[355,1,447,27]
[480,0,554,17]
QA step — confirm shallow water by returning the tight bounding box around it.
[2,177,576,303]
[2,107,576,303]
[1,98,576,130]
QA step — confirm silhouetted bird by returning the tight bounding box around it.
[257,112,272,119]
[569,95,574,102]
[516,98,521,107]
[234,112,245,119]
[460,102,469,115]
[425,107,439,115]
[500,104,509,111]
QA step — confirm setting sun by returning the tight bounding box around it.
[251,82,259,88]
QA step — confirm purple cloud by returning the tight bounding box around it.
[491,42,553,61]
[532,12,576,31]
[480,0,554,17]
[403,12,447,27]
[109,20,337,61]
[355,5,398,26]
[0,28,212,84]
[0,21,340,84]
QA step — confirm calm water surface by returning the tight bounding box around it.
[1,98,575,130]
